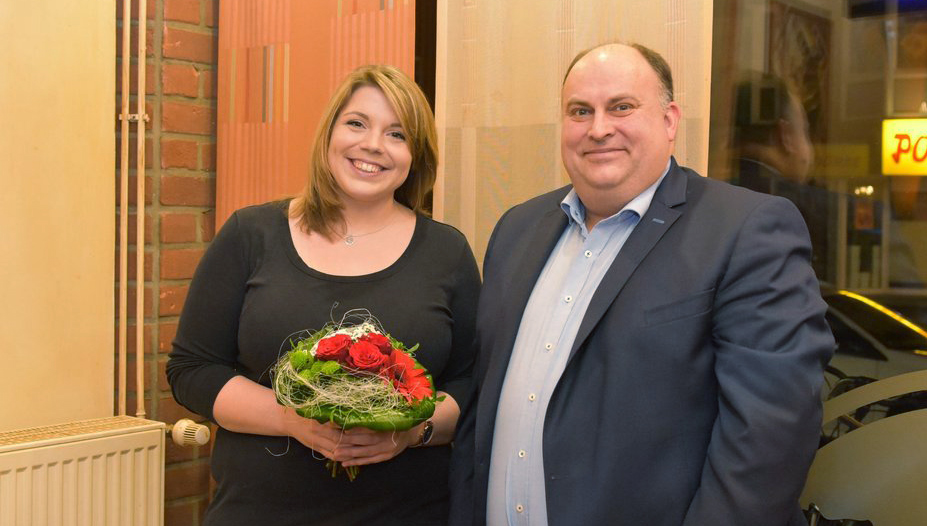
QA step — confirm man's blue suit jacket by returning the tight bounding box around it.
[450,160,835,525]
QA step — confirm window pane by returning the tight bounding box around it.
[710,0,927,379]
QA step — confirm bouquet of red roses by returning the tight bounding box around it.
[272,316,440,480]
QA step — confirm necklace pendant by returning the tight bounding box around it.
[344,234,356,246]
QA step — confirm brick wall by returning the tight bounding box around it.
[116,1,219,524]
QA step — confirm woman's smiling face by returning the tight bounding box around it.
[327,85,412,207]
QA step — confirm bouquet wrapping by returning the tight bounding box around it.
[272,316,440,479]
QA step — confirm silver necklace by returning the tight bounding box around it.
[338,221,394,246]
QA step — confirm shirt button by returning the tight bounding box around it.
[528,393,536,401]
[518,450,526,458]
[544,343,553,351]
[584,250,592,258]
[565,295,573,303]
[516,504,525,513]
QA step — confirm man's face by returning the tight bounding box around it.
[561,45,680,215]
[781,93,814,181]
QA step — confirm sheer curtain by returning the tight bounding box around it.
[433,0,713,264]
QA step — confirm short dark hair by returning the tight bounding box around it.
[732,72,798,147]
[562,42,674,107]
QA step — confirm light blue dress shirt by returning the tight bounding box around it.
[486,165,669,526]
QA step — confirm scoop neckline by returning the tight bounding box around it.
[279,200,425,283]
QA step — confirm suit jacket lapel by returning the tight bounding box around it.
[479,203,567,422]
[497,208,568,344]
[569,162,689,359]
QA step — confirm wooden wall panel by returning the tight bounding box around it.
[435,0,713,263]
[0,0,115,430]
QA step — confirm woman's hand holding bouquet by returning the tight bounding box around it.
[273,316,441,480]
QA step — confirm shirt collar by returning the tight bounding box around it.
[560,158,672,232]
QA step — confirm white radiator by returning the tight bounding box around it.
[0,416,165,526]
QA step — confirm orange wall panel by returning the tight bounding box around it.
[217,0,416,227]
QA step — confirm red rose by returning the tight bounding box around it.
[382,349,413,381]
[314,334,352,362]
[346,341,389,373]
[359,333,394,356]
[384,350,433,401]
[396,373,432,402]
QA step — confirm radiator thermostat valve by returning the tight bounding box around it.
[169,418,210,446]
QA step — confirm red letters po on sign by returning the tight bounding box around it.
[892,133,927,163]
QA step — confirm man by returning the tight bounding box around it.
[734,73,815,185]
[732,72,832,283]
[450,43,834,525]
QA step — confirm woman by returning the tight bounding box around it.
[167,65,480,525]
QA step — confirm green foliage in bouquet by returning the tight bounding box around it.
[273,320,442,438]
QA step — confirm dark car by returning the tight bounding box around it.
[824,289,927,380]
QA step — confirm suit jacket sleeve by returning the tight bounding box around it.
[448,377,477,526]
[448,206,515,526]
[683,196,834,525]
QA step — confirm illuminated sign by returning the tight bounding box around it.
[883,118,927,176]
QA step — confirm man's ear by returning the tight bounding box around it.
[664,102,681,142]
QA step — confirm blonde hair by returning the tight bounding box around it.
[291,65,438,238]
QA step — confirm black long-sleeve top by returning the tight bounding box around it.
[167,200,480,526]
